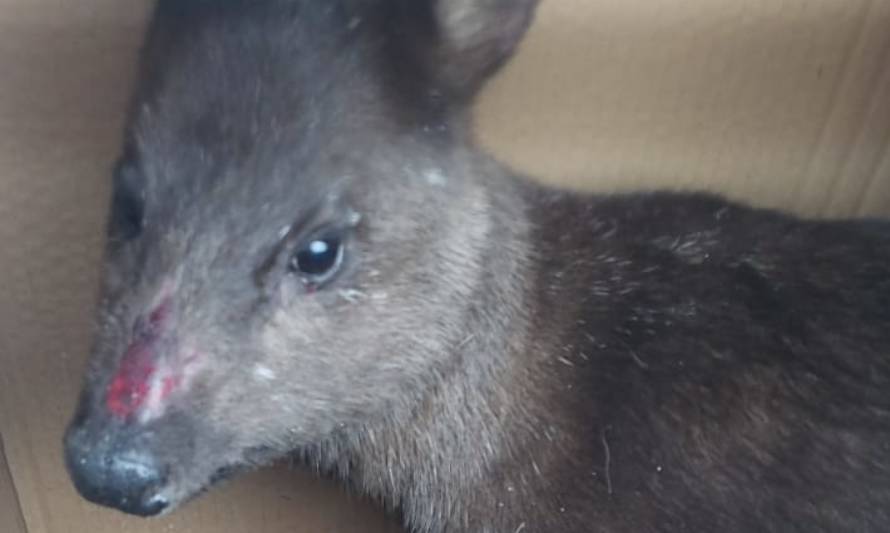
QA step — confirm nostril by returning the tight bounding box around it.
[106,452,169,515]
[145,493,171,515]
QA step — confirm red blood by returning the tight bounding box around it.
[161,375,182,401]
[148,298,171,332]
[106,298,173,419]
[106,340,157,419]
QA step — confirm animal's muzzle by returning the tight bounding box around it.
[64,417,170,517]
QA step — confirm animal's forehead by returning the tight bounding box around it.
[137,6,388,153]
[129,1,407,211]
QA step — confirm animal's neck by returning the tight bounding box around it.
[340,167,558,532]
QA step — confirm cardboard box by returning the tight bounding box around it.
[476,0,890,217]
[1,436,27,533]
[1,1,888,532]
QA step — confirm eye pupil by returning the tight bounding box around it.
[109,161,145,242]
[293,236,343,280]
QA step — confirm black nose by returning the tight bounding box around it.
[65,426,170,517]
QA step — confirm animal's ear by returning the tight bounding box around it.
[394,0,540,100]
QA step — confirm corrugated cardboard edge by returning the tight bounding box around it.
[0,434,28,533]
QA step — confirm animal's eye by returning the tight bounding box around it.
[289,233,344,286]
[109,160,145,243]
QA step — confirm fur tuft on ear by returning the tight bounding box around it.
[394,0,540,101]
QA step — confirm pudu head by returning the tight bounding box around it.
[64,0,538,517]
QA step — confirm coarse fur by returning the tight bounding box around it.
[64,1,890,532]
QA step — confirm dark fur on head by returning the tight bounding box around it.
[65,1,890,532]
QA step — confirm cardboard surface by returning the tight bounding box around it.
[475,0,890,217]
[0,435,27,533]
[0,1,888,532]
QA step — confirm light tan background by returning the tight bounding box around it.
[1,1,888,532]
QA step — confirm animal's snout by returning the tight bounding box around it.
[64,422,170,517]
